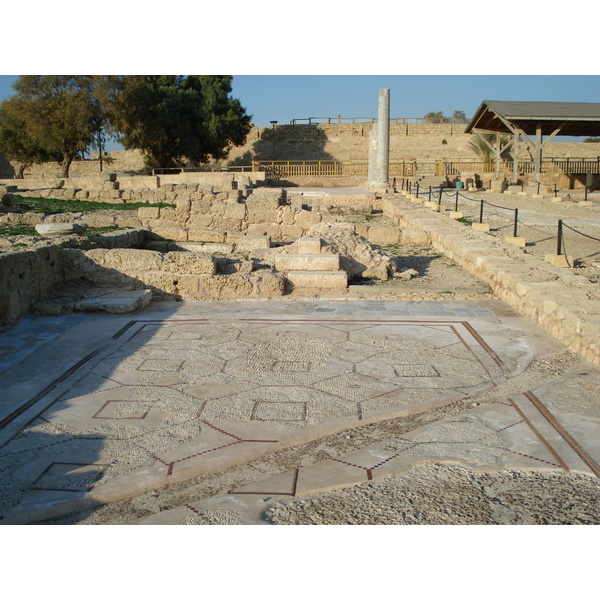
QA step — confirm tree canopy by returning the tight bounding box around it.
[423,110,468,123]
[100,75,252,170]
[0,95,56,178]
[0,75,252,177]
[3,76,103,177]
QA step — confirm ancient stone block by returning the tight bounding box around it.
[138,206,160,219]
[168,242,233,254]
[224,203,247,220]
[235,236,271,253]
[189,201,212,214]
[176,198,191,212]
[73,289,152,314]
[399,228,430,245]
[159,207,188,223]
[285,270,348,292]
[215,256,254,274]
[247,224,280,239]
[275,254,340,272]
[86,248,164,272]
[35,223,88,236]
[245,188,285,209]
[280,226,304,242]
[367,226,400,246]
[211,216,243,232]
[186,227,226,243]
[296,238,322,255]
[150,227,189,242]
[294,209,321,230]
[161,252,216,274]
[186,214,213,228]
[247,209,280,224]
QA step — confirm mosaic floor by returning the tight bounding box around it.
[0,299,598,524]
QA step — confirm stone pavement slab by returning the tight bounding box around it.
[141,371,600,525]
[0,298,596,524]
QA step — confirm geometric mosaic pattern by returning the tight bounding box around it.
[0,318,510,514]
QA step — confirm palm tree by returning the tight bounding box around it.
[469,133,509,171]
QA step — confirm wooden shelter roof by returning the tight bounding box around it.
[465,101,600,137]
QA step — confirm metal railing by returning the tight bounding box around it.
[288,117,471,125]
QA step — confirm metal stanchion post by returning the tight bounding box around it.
[513,208,519,238]
[479,199,484,224]
[557,220,563,255]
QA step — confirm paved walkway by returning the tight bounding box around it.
[1,298,599,524]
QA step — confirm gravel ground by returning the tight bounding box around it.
[444,190,600,275]
[264,462,600,525]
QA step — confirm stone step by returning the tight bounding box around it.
[274,253,340,272]
[285,270,348,293]
[297,237,322,255]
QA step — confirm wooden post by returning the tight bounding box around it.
[535,123,542,182]
[512,132,519,184]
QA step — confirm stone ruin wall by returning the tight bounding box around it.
[3,177,600,366]
[0,181,431,326]
[2,124,599,179]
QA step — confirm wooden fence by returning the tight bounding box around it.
[252,161,417,178]
[251,158,600,178]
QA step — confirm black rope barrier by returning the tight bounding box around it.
[562,222,600,243]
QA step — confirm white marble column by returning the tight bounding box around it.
[367,88,390,187]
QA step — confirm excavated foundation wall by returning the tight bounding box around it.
[382,197,600,365]
[0,230,147,326]
[0,246,62,325]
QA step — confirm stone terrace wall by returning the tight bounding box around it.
[383,197,600,365]
[2,124,599,178]
[226,124,600,165]
[0,246,62,325]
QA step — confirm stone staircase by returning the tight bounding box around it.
[414,175,448,189]
[274,237,348,294]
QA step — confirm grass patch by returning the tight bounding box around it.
[0,223,133,240]
[15,195,175,215]
[0,224,37,237]
[84,226,132,238]
[456,216,473,225]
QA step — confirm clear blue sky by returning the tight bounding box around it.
[229,75,600,129]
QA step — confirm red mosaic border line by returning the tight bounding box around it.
[199,420,278,443]
[494,420,524,434]
[524,391,600,478]
[508,397,570,472]
[507,449,562,468]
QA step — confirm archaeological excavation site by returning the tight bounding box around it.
[1,92,600,526]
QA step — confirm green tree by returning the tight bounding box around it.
[584,137,600,143]
[0,96,55,178]
[469,133,510,168]
[101,75,252,171]
[452,110,466,122]
[423,111,445,123]
[8,76,103,177]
